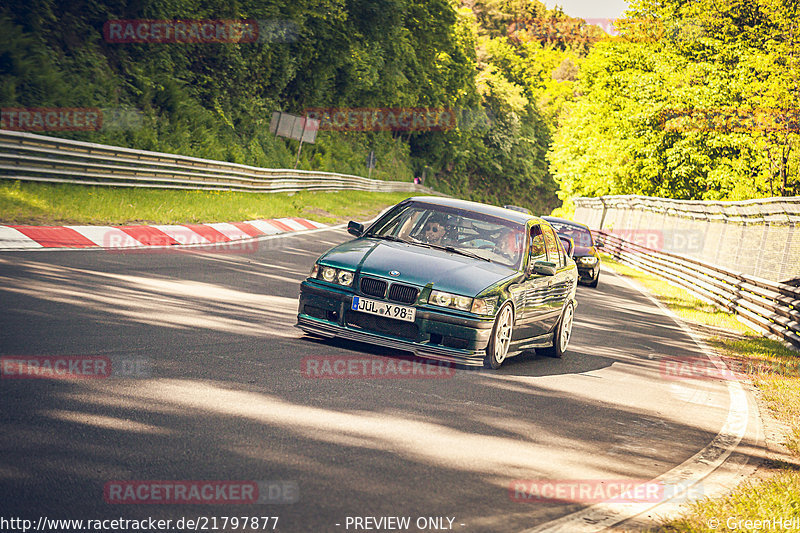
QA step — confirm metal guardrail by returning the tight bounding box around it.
[0,129,431,194]
[596,230,800,350]
[574,194,800,283]
[575,194,800,225]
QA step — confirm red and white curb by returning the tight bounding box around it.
[0,217,327,250]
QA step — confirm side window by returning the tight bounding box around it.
[556,236,567,267]
[542,225,561,267]
[529,225,547,263]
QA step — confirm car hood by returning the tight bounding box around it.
[319,238,517,296]
[574,245,597,257]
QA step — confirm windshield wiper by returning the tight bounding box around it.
[368,235,492,262]
[446,246,493,262]
[422,243,492,262]
[366,234,411,244]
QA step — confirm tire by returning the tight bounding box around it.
[483,303,514,369]
[540,301,575,358]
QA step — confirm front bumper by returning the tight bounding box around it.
[296,280,494,367]
[575,259,599,282]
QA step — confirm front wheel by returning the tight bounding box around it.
[541,301,574,358]
[484,303,514,369]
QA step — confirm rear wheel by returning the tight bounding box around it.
[541,301,574,358]
[484,303,514,369]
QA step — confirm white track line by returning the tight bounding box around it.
[521,267,752,533]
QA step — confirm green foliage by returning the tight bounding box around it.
[6,0,788,215]
[549,0,800,203]
[0,0,425,179]
[415,2,596,214]
[0,0,610,214]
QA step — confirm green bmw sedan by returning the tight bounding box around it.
[296,197,578,369]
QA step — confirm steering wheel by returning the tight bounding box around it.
[493,245,514,261]
[457,237,494,250]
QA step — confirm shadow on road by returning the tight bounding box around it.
[0,231,784,532]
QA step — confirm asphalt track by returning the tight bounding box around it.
[0,226,761,532]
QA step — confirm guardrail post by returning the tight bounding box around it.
[598,197,608,231]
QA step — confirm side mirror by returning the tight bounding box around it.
[532,260,557,277]
[595,238,604,248]
[347,221,364,237]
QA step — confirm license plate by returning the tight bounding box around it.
[351,296,416,322]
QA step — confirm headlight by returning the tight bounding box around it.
[337,270,354,286]
[429,290,473,311]
[578,256,599,265]
[454,295,472,310]
[314,264,355,287]
[321,266,337,282]
[471,296,499,315]
[429,291,453,307]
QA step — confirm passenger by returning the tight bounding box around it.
[496,228,522,262]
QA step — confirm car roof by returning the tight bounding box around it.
[406,196,544,225]
[541,216,591,231]
[503,205,532,215]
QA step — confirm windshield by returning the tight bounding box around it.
[548,222,594,248]
[367,202,526,268]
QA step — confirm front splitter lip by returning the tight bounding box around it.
[296,315,487,367]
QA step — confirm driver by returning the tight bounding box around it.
[421,215,448,245]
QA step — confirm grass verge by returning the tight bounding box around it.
[0,180,419,226]
[601,255,800,533]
